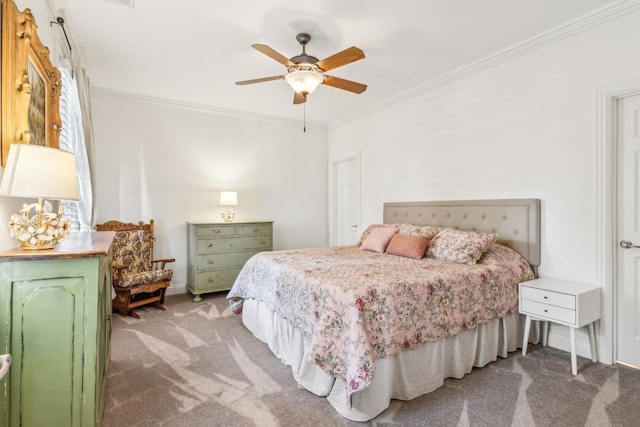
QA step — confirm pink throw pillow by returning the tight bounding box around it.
[385,234,429,259]
[360,227,398,253]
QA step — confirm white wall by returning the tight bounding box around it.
[328,8,640,361]
[91,92,328,293]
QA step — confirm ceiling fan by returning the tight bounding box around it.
[235,33,367,104]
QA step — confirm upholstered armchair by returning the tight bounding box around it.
[95,219,175,318]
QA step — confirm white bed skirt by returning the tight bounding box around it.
[242,298,538,422]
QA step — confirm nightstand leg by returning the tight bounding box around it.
[542,321,549,346]
[522,315,531,355]
[588,323,598,363]
[570,327,577,375]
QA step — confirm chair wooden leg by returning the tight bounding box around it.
[112,282,170,318]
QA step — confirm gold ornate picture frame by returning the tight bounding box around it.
[1,0,62,166]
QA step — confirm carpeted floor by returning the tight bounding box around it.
[102,293,640,427]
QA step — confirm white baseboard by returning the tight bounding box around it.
[166,283,188,296]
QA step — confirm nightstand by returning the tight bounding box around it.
[519,278,600,375]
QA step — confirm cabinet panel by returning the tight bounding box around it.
[14,277,84,427]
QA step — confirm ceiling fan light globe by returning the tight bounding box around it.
[285,70,323,95]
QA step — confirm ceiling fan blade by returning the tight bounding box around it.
[252,44,295,67]
[322,75,367,94]
[316,46,365,71]
[235,75,284,85]
[293,91,307,104]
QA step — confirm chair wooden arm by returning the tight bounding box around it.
[151,258,176,270]
[112,262,130,283]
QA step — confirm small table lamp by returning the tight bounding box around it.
[0,144,79,249]
[219,191,237,222]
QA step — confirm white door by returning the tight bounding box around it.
[334,157,359,246]
[617,94,640,368]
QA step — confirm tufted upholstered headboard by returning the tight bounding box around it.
[383,199,541,271]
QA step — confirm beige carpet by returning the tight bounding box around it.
[102,293,640,427]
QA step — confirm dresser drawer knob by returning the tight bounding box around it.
[207,260,213,264]
[543,296,548,299]
[207,243,212,247]
[544,309,548,313]
[253,228,259,232]
[260,240,265,244]
[214,229,220,234]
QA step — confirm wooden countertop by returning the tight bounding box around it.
[0,231,116,261]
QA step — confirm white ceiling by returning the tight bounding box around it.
[59,0,617,125]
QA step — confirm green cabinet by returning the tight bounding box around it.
[186,221,272,302]
[0,231,115,427]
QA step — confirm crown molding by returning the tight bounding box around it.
[91,87,325,128]
[331,0,640,130]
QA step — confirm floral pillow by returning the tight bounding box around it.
[385,234,429,259]
[397,224,442,239]
[360,226,399,253]
[356,224,399,247]
[426,228,497,265]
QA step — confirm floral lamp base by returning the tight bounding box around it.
[221,207,235,223]
[9,199,72,250]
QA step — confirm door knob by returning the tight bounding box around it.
[620,240,640,249]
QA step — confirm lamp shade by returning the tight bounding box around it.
[284,69,324,95]
[219,191,237,206]
[0,144,78,201]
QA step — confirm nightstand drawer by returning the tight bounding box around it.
[520,286,575,310]
[197,236,272,253]
[520,299,576,324]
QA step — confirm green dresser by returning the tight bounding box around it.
[186,221,272,302]
[0,231,115,427]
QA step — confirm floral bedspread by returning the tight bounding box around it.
[227,243,534,397]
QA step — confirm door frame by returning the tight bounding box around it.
[596,79,640,365]
[330,153,360,247]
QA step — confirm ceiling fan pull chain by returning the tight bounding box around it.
[303,102,306,132]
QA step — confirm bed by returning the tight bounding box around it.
[227,199,541,421]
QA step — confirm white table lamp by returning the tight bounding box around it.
[0,144,78,249]
[219,191,237,222]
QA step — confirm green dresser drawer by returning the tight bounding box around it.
[195,268,242,292]
[197,236,272,253]
[197,250,261,270]
[196,225,236,238]
[237,224,272,236]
